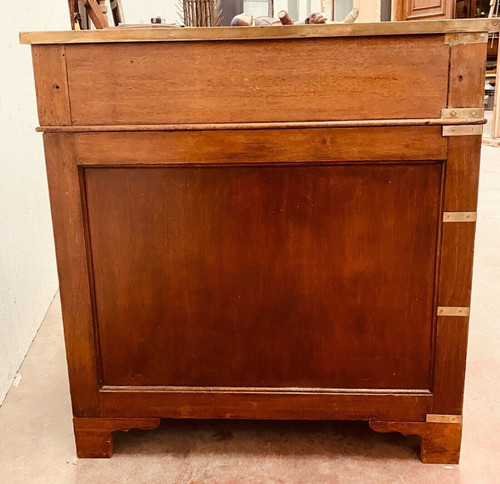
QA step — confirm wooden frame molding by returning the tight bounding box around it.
[437,307,470,316]
[35,116,486,133]
[443,211,477,222]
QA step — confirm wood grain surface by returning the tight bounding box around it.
[430,36,485,419]
[444,136,482,212]
[64,36,449,125]
[74,127,447,165]
[99,389,433,421]
[32,46,71,126]
[432,315,469,414]
[84,163,442,389]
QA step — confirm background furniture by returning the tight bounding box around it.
[21,19,497,463]
[393,0,455,20]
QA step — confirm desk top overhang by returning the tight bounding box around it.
[20,18,500,45]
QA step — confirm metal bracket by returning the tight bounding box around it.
[441,108,484,121]
[445,32,488,45]
[443,125,483,136]
[443,212,477,222]
[441,108,485,136]
[426,414,463,424]
[437,307,470,317]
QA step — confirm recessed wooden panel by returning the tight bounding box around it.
[65,36,449,125]
[84,163,441,389]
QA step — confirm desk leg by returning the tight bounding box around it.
[369,420,462,464]
[73,417,161,458]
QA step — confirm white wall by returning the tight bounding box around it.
[0,1,179,407]
[0,3,67,405]
[353,0,382,22]
[121,0,177,24]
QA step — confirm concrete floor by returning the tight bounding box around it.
[0,147,499,484]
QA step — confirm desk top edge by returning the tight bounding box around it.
[20,19,500,45]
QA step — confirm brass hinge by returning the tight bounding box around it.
[426,414,463,424]
[437,307,470,317]
[441,108,485,136]
[442,108,484,121]
[443,212,477,222]
[445,32,488,45]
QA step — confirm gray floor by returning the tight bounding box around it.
[0,146,499,483]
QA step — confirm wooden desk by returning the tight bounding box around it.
[21,19,497,463]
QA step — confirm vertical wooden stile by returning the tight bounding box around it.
[433,35,487,415]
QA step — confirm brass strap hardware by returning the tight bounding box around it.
[437,307,470,317]
[426,414,463,424]
[441,108,484,120]
[441,108,485,136]
[444,32,488,45]
[443,212,477,222]
[442,125,483,136]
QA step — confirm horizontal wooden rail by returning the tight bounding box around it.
[37,117,487,133]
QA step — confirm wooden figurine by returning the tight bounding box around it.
[232,8,356,26]
[343,7,359,23]
[231,13,254,26]
[278,10,294,24]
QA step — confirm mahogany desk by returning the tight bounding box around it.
[21,19,498,462]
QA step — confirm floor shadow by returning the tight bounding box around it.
[113,419,421,461]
